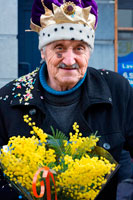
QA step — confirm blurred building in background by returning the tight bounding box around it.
[0,0,133,88]
[117,0,133,87]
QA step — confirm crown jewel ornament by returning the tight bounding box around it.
[63,1,76,15]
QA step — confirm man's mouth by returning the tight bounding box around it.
[58,63,79,69]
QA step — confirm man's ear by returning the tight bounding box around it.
[40,49,45,60]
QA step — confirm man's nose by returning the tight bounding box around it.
[62,49,76,66]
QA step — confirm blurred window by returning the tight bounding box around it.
[117,2,133,87]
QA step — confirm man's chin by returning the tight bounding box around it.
[58,78,81,89]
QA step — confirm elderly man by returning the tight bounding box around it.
[0,0,133,199]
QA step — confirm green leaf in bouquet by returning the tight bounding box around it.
[50,126,68,140]
[46,127,68,160]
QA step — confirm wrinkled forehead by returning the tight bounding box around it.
[46,40,91,48]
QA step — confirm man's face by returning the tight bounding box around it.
[41,40,91,91]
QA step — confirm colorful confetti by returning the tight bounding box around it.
[0,68,39,104]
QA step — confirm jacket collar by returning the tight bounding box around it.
[80,67,112,112]
[10,66,112,111]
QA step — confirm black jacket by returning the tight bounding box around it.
[0,66,133,200]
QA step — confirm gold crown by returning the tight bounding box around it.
[30,1,96,33]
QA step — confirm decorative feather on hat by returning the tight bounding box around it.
[30,0,98,50]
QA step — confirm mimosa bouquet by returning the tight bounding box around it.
[0,115,118,200]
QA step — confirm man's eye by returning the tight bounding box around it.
[76,46,84,51]
[55,46,63,50]
[77,47,82,50]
